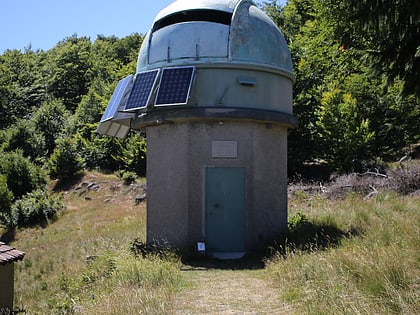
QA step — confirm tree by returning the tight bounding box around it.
[320,0,420,96]
[0,49,46,128]
[73,79,108,127]
[46,35,92,111]
[31,98,71,156]
[0,150,46,199]
[316,89,375,171]
[115,133,147,176]
[263,0,419,173]
[48,137,83,181]
[74,124,123,173]
[0,119,45,160]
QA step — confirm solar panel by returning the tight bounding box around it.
[124,69,160,111]
[100,75,133,122]
[155,66,195,106]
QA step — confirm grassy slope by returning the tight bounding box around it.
[10,172,181,314]
[5,172,420,314]
[269,191,420,314]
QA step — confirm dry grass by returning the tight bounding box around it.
[268,192,420,314]
[10,172,183,314]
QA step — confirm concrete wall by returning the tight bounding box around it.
[146,120,288,252]
[0,263,14,312]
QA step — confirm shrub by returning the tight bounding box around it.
[0,175,13,227]
[0,119,45,160]
[288,212,309,233]
[48,137,83,181]
[115,170,137,185]
[0,150,46,199]
[11,189,65,227]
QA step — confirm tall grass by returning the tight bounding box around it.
[267,193,420,314]
[11,173,183,314]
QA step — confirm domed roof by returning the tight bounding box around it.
[229,1,292,74]
[154,0,239,22]
[138,0,293,77]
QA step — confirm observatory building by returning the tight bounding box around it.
[98,0,296,258]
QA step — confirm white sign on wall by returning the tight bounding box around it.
[212,141,238,158]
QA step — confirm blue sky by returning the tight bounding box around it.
[0,0,286,53]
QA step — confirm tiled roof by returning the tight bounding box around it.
[0,242,25,265]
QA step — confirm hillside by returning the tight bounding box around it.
[3,168,419,314]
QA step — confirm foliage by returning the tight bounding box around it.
[0,7,418,176]
[114,133,147,176]
[46,35,93,112]
[0,150,46,199]
[0,175,13,227]
[287,211,308,233]
[115,170,138,185]
[321,0,420,96]
[74,123,123,173]
[31,98,71,156]
[0,49,46,129]
[316,88,375,171]
[263,0,419,172]
[48,137,83,181]
[73,79,108,127]
[0,119,45,160]
[11,189,64,227]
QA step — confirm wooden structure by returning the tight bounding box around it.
[0,242,25,312]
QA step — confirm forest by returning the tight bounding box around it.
[0,0,419,228]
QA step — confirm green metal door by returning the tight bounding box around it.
[205,167,246,253]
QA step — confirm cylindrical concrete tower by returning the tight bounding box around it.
[98,0,296,258]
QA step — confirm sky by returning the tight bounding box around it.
[0,0,286,54]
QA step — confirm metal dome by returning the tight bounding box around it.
[154,0,238,21]
[137,0,293,78]
[97,0,296,139]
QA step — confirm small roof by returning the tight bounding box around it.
[0,242,25,265]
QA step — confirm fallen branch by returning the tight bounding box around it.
[364,185,378,200]
[358,171,389,178]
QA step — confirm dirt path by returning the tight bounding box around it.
[173,266,291,314]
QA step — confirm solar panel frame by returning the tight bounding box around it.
[124,69,160,111]
[100,75,133,122]
[155,66,195,106]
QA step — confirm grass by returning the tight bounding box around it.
[2,170,419,314]
[8,172,183,314]
[266,193,420,314]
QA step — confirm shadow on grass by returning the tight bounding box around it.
[271,221,360,256]
[51,172,85,192]
[0,227,16,243]
[181,223,359,270]
[131,220,359,271]
[182,252,266,271]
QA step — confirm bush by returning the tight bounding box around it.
[48,137,83,181]
[288,212,309,233]
[115,170,137,185]
[0,150,46,199]
[0,175,13,227]
[0,119,45,160]
[11,189,65,227]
